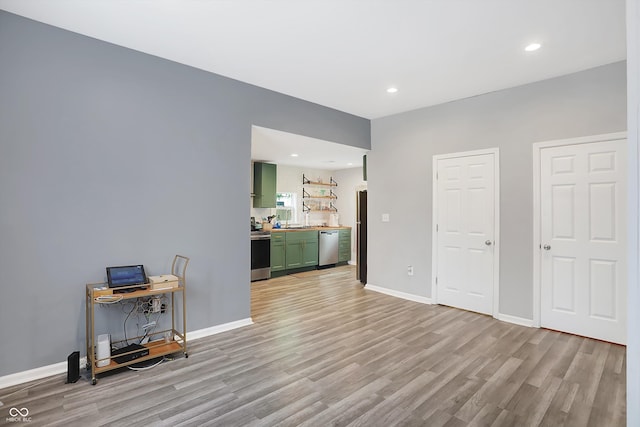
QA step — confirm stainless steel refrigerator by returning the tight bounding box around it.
[356,190,367,284]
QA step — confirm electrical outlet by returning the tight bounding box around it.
[407,265,414,276]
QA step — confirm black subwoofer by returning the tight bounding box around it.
[66,351,80,384]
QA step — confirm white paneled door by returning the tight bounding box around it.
[434,150,498,316]
[539,138,626,344]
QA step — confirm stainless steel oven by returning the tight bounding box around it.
[251,231,271,281]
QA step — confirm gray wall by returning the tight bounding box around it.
[0,11,370,377]
[368,62,626,319]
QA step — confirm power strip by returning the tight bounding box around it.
[95,295,123,304]
[141,321,156,330]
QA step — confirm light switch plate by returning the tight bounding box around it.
[382,213,390,222]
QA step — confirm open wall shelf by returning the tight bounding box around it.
[302,174,338,212]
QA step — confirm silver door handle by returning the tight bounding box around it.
[543,245,551,250]
[485,240,492,246]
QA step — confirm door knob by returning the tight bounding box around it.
[485,240,492,246]
[543,244,551,250]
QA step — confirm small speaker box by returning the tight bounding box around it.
[66,351,80,384]
[97,334,111,367]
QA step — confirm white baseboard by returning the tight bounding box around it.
[0,317,254,390]
[497,313,534,327]
[365,283,432,305]
[0,361,69,391]
[185,318,253,341]
[364,284,534,328]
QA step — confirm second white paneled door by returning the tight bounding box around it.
[433,149,499,316]
[537,136,626,344]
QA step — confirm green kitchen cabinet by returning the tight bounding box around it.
[285,230,318,269]
[270,232,286,272]
[253,162,277,208]
[285,240,303,269]
[302,233,319,267]
[338,228,351,263]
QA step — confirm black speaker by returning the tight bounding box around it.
[66,351,80,384]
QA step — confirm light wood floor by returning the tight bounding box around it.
[0,265,626,426]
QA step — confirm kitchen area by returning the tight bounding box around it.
[250,126,368,283]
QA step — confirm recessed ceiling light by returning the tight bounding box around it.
[347,162,353,166]
[290,153,299,157]
[386,87,398,94]
[525,43,541,52]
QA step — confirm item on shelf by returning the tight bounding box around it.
[96,334,110,367]
[149,274,179,290]
[329,213,339,227]
[106,264,148,293]
[112,343,149,364]
[93,287,113,297]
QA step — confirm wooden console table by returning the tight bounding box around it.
[85,255,189,385]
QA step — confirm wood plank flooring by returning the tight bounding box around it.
[0,265,626,426]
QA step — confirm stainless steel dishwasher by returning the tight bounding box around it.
[319,230,339,266]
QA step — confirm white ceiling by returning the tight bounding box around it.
[0,0,626,120]
[0,1,626,169]
[252,126,367,171]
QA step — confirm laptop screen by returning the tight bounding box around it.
[106,265,148,288]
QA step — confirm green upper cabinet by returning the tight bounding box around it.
[253,162,277,208]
